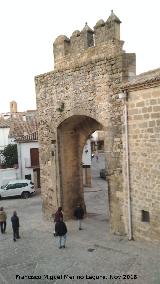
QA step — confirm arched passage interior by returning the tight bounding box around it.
[57,115,107,219]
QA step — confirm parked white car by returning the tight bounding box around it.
[0,179,35,199]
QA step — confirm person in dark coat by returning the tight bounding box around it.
[55,217,67,249]
[54,207,63,237]
[11,211,20,241]
[74,204,84,230]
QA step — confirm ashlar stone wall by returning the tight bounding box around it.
[122,75,160,241]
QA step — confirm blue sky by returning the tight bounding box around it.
[0,0,160,112]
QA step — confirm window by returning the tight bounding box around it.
[6,184,16,190]
[22,183,28,187]
[25,174,31,180]
[1,184,7,189]
[141,210,150,222]
[14,183,23,188]
[13,183,28,189]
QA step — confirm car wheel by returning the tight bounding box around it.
[21,192,30,199]
[0,195,1,199]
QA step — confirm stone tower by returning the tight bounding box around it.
[35,11,136,235]
[10,101,17,113]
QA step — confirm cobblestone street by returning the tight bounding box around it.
[0,155,160,283]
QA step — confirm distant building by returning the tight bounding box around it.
[0,118,11,151]
[91,131,105,152]
[16,131,40,189]
[10,100,17,113]
[0,102,39,188]
[0,101,36,121]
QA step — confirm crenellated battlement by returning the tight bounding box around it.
[53,11,124,69]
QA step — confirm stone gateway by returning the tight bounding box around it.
[35,11,160,241]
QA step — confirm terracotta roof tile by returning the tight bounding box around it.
[0,118,11,128]
[9,115,38,139]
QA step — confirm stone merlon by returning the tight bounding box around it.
[53,10,123,69]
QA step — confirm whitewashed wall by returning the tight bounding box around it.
[0,128,10,150]
[17,141,39,182]
[0,168,20,187]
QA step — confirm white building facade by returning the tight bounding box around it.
[16,132,40,189]
[0,127,10,151]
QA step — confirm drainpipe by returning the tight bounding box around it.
[119,91,133,240]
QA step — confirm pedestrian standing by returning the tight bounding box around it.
[11,211,20,242]
[55,217,67,249]
[74,204,84,230]
[0,207,7,234]
[54,207,63,237]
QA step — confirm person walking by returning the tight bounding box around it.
[74,204,84,230]
[54,207,63,237]
[11,211,20,241]
[54,207,63,223]
[55,217,67,249]
[0,207,7,234]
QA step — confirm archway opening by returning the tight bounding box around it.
[57,115,109,222]
[82,131,109,224]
